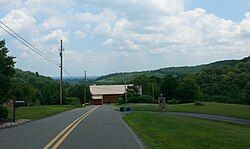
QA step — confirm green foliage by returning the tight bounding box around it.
[117,96,126,104]
[66,84,91,103]
[161,75,178,100]
[96,57,246,84]
[0,105,8,118]
[128,95,154,103]
[124,85,156,103]
[39,83,59,105]
[128,56,249,105]
[178,76,202,103]
[132,75,161,99]
[194,101,204,106]
[67,97,82,107]
[0,40,15,104]
[197,57,250,104]
[167,99,180,104]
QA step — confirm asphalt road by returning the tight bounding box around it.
[165,112,250,125]
[0,105,145,149]
[60,105,144,149]
[140,111,250,125]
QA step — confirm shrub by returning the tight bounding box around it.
[209,95,230,103]
[69,97,82,107]
[117,97,125,104]
[194,101,204,106]
[167,99,180,104]
[128,95,154,103]
[120,107,125,112]
[0,105,8,118]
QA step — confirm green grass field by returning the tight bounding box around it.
[124,113,250,149]
[8,105,77,120]
[119,102,250,119]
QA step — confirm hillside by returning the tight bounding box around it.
[96,56,250,83]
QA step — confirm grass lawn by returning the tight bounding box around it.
[7,105,77,120]
[124,113,250,149]
[119,102,250,119]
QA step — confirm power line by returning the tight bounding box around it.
[28,0,61,39]
[0,24,60,66]
[63,67,73,78]
[0,21,60,66]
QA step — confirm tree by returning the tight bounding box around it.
[178,76,202,103]
[161,74,178,100]
[39,83,59,105]
[245,82,250,104]
[66,84,91,103]
[133,75,153,96]
[0,40,15,104]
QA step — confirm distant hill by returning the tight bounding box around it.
[53,76,98,84]
[96,56,250,84]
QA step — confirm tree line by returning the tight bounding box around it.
[0,40,91,118]
[122,56,250,105]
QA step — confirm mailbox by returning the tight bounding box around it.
[13,99,26,122]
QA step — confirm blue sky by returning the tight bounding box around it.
[185,0,250,22]
[0,0,250,77]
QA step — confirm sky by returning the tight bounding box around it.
[0,0,250,77]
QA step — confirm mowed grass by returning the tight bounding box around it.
[120,102,250,119]
[8,105,76,120]
[124,113,250,149]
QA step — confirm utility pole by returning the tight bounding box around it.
[125,81,127,103]
[84,70,87,104]
[59,39,63,105]
[152,83,155,100]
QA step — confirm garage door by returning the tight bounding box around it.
[91,99,103,105]
[103,95,120,104]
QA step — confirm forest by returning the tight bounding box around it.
[0,40,91,118]
[122,56,250,105]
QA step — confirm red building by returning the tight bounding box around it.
[90,85,132,105]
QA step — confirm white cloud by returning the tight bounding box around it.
[40,29,68,43]
[93,22,112,36]
[102,38,113,46]
[1,0,250,76]
[74,30,86,39]
[124,40,139,50]
[149,47,170,55]
[75,9,117,23]
[64,50,84,63]
[111,18,134,37]
[43,17,67,29]
[0,8,37,35]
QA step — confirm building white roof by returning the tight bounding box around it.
[90,84,132,95]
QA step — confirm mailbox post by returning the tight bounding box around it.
[13,99,26,122]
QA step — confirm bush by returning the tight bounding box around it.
[209,95,230,103]
[128,95,154,103]
[0,105,8,118]
[194,101,204,106]
[69,97,82,107]
[120,107,125,112]
[117,97,125,104]
[167,99,180,104]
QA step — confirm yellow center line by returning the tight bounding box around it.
[43,105,100,149]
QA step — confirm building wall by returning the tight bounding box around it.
[103,94,122,104]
